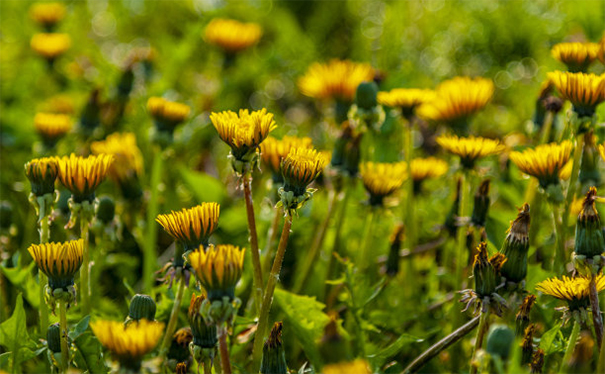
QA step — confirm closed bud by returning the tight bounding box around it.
[188,294,218,348]
[96,196,116,224]
[471,179,490,228]
[260,322,288,374]
[355,81,379,110]
[500,203,531,284]
[574,187,605,260]
[79,89,102,135]
[473,242,506,297]
[47,323,62,353]
[117,65,135,99]
[128,294,156,322]
[386,225,405,277]
[530,349,545,373]
[515,294,536,336]
[486,324,514,360]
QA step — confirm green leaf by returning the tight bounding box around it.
[539,323,563,355]
[368,333,423,367]
[1,262,35,285]
[179,167,227,204]
[273,288,330,368]
[73,332,109,374]
[68,316,90,340]
[0,294,37,371]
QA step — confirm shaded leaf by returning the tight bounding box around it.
[368,333,423,367]
[179,167,227,204]
[539,323,563,355]
[68,316,90,340]
[73,332,109,374]
[0,294,37,371]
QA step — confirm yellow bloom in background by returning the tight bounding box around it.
[147,97,191,128]
[281,147,327,195]
[187,244,245,301]
[298,59,375,102]
[156,203,220,248]
[28,240,83,290]
[91,133,144,184]
[417,76,494,132]
[598,36,605,64]
[377,88,435,118]
[323,359,372,374]
[91,319,164,370]
[34,112,72,147]
[551,42,601,72]
[29,2,66,30]
[260,136,313,179]
[406,157,448,193]
[548,71,605,117]
[360,162,406,206]
[204,18,262,53]
[536,275,605,311]
[598,144,605,162]
[55,153,113,203]
[436,135,505,169]
[30,33,71,60]
[509,141,573,189]
[210,108,277,164]
[25,157,59,197]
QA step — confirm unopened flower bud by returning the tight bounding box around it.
[515,294,536,336]
[260,322,288,374]
[486,324,514,360]
[128,294,156,322]
[500,203,531,284]
[47,323,62,353]
[471,179,490,228]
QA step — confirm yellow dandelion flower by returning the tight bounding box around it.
[598,143,605,163]
[551,42,601,72]
[547,71,605,117]
[204,18,262,53]
[323,359,372,374]
[29,2,66,30]
[598,36,605,64]
[28,240,83,290]
[298,59,375,102]
[417,76,494,132]
[377,88,436,117]
[360,162,406,206]
[147,97,190,130]
[91,319,164,369]
[91,132,144,184]
[536,275,605,311]
[210,108,277,163]
[187,244,245,301]
[156,203,220,248]
[436,135,505,169]
[509,141,573,188]
[42,95,75,115]
[260,136,313,178]
[34,112,72,147]
[30,33,70,60]
[281,147,327,195]
[24,157,59,197]
[55,154,113,203]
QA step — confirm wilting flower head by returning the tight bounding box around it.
[520,324,536,365]
[509,141,573,190]
[360,162,406,206]
[29,2,66,30]
[91,319,164,370]
[499,203,531,285]
[188,293,218,349]
[551,42,601,72]
[30,33,70,60]
[536,275,605,313]
[210,109,277,171]
[34,112,72,148]
[55,153,113,203]
[25,157,59,197]
[417,76,494,133]
[187,244,245,301]
[574,187,605,261]
[323,359,372,374]
[261,322,288,374]
[436,135,505,169]
[298,59,374,102]
[91,133,144,199]
[405,157,448,194]
[147,97,191,133]
[530,349,545,374]
[167,327,193,365]
[516,294,536,336]
[470,179,491,228]
[377,88,435,118]
[156,203,220,250]
[204,18,262,53]
[260,136,313,181]
[281,148,326,197]
[28,240,83,292]
[548,71,605,117]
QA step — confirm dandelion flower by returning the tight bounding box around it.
[28,240,83,291]
[204,18,262,53]
[34,112,72,148]
[436,135,505,169]
[55,154,113,203]
[509,141,572,189]
[187,244,245,301]
[377,88,435,118]
[30,33,70,60]
[29,2,66,30]
[25,157,59,197]
[548,71,605,117]
[536,275,605,312]
[323,359,372,374]
[260,136,313,181]
[298,59,374,102]
[147,97,191,134]
[360,162,406,206]
[406,157,448,193]
[551,42,601,72]
[156,203,220,249]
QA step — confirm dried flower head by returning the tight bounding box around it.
[204,18,262,53]
[298,59,374,102]
[499,203,531,284]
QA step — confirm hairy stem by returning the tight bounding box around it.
[243,172,264,314]
[262,205,282,274]
[550,203,566,274]
[403,117,416,254]
[143,146,163,292]
[359,208,376,271]
[39,216,50,334]
[59,300,69,373]
[470,311,489,374]
[218,326,232,374]
[80,214,91,316]
[562,135,584,245]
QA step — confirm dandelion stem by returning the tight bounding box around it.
[562,135,584,246]
[550,202,566,273]
[359,208,376,271]
[560,318,580,372]
[143,146,163,292]
[253,214,293,370]
[158,272,185,357]
[80,213,91,316]
[243,171,264,314]
[539,111,554,145]
[403,315,481,373]
[262,204,282,274]
[403,117,416,253]
[39,216,50,334]
[218,326,232,374]
[59,299,69,373]
[589,275,603,348]
[203,356,213,374]
[470,311,490,374]
[455,171,469,286]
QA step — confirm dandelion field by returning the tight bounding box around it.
[1,1,605,373]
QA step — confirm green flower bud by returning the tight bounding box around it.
[472,242,506,297]
[47,323,62,353]
[168,327,193,365]
[500,203,531,284]
[574,187,604,259]
[188,294,218,349]
[128,294,156,322]
[260,322,288,374]
[96,196,115,224]
[486,324,514,360]
[579,135,601,187]
[355,81,379,110]
[471,179,490,228]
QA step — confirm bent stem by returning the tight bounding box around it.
[143,146,163,293]
[218,326,232,374]
[80,214,91,316]
[39,216,50,334]
[404,315,481,373]
[252,214,293,369]
[470,311,490,374]
[560,318,580,372]
[158,272,186,357]
[550,202,566,274]
[59,300,69,373]
[243,171,264,314]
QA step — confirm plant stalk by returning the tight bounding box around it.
[403,117,416,253]
[550,202,566,274]
[359,208,376,271]
[218,326,232,374]
[144,146,163,292]
[589,275,603,348]
[262,204,282,274]
[470,311,489,374]
[560,318,580,372]
[243,172,264,314]
[158,272,186,357]
[80,214,91,316]
[455,171,469,286]
[39,216,50,334]
[59,300,69,373]
[203,355,213,374]
[562,135,585,242]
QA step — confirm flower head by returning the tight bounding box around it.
[204,18,262,53]
[147,97,191,133]
[551,42,601,72]
[548,71,605,117]
[25,157,59,197]
[260,136,313,181]
[91,319,164,370]
[210,109,277,170]
[509,141,572,189]
[281,148,326,195]
[156,203,220,249]
[536,275,605,312]
[127,294,156,323]
[28,240,83,291]
[406,157,448,194]
[187,244,245,301]
[516,294,536,336]
[417,77,494,132]
[34,112,71,147]
[188,293,218,348]
[360,162,406,206]
[436,135,505,169]
[29,2,66,30]
[377,88,435,118]
[298,59,374,102]
[30,33,70,60]
[323,359,372,374]
[55,154,113,203]
[574,187,605,260]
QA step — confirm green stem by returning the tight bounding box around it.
[243,172,264,314]
[39,217,50,334]
[403,118,415,253]
[144,146,163,293]
[560,319,580,372]
[455,171,469,286]
[252,215,293,370]
[158,273,186,357]
[470,311,490,374]
[262,205,282,274]
[550,203,566,274]
[359,208,376,271]
[218,326,232,374]
[589,275,603,348]
[539,111,554,145]
[562,135,584,243]
[59,300,69,373]
[80,214,91,316]
[203,356,213,374]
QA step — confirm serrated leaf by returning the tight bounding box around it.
[0,294,37,371]
[73,332,109,373]
[179,167,227,204]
